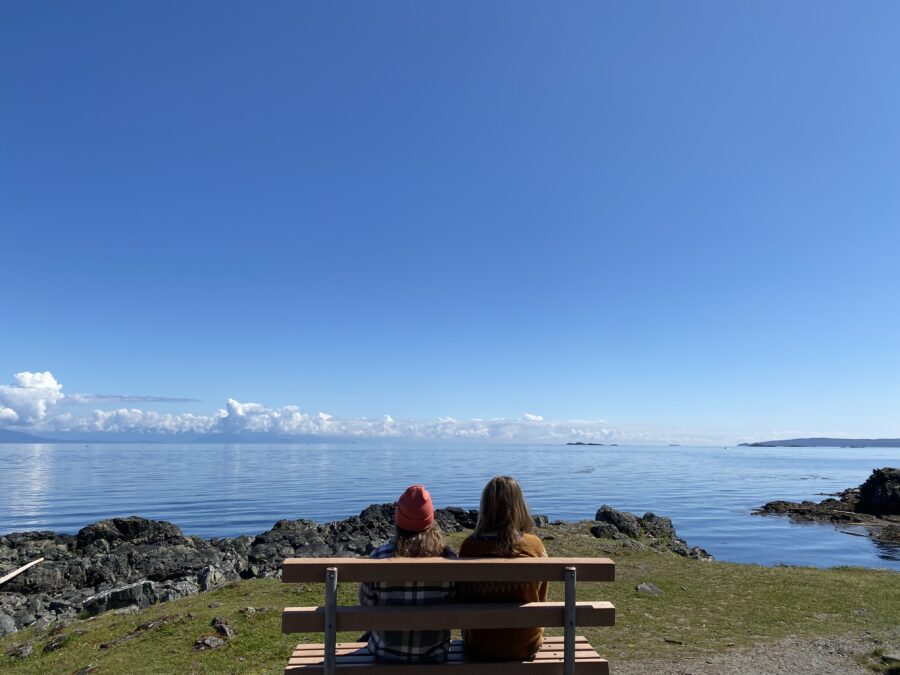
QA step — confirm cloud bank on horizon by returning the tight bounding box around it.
[0,370,717,444]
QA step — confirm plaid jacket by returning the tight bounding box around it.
[358,541,457,662]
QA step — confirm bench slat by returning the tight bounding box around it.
[282,557,615,583]
[289,638,593,657]
[294,635,590,654]
[285,639,609,674]
[282,601,615,633]
[289,644,597,663]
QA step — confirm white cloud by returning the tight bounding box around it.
[0,369,732,444]
[0,371,65,426]
[76,409,221,434]
[44,399,631,441]
[64,393,200,404]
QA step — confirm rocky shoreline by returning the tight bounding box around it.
[0,504,708,637]
[755,467,900,547]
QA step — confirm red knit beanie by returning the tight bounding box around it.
[396,485,434,532]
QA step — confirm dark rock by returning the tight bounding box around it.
[158,579,199,602]
[211,616,235,640]
[82,580,157,616]
[669,539,689,557]
[636,582,663,596]
[436,507,478,532]
[76,517,186,552]
[688,546,713,561]
[14,610,36,626]
[590,523,620,539]
[532,515,550,528]
[621,539,647,552]
[6,641,33,659]
[30,617,51,632]
[48,599,74,612]
[641,513,675,539]
[198,566,226,592]
[589,507,710,559]
[857,468,900,516]
[194,635,226,650]
[595,505,642,538]
[0,611,17,636]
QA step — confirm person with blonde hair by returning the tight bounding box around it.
[458,475,548,660]
[358,485,456,662]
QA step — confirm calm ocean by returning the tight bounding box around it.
[1,442,898,570]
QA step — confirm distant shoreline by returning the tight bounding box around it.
[740,437,900,448]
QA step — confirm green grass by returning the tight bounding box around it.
[2,524,898,673]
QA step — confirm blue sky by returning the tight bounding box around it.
[2,2,899,443]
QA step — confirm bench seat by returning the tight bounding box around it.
[286,637,609,674]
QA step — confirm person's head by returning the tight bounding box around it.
[474,475,534,554]
[393,484,447,557]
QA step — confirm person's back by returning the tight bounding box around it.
[458,476,548,660]
[358,485,456,662]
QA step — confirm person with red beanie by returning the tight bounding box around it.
[358,485,457,662]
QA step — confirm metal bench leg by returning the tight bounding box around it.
[564,566,576,675]
[325,566,338,675]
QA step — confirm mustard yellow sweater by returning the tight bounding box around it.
[457,532,548,660]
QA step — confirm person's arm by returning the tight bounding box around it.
[358,579,377,606]
[533,535,550,601]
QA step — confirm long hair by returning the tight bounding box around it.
[473,475,534,555]
[394,523,448,558]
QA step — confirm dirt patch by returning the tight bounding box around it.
[612,632,900,675]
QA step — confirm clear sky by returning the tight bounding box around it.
[2,2,899,443]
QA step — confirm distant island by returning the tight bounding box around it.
[566,441,605,446]
[0,428,59,443]
[740,437,900,448]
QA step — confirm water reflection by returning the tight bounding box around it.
[3,443,52,524]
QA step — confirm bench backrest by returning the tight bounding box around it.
[283,556,616,583]
[282,557,615,633]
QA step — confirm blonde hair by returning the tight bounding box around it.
[473,475,534,555]
[394,522,448,558]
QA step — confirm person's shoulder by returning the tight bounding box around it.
[520,532,546,557]
[459,534,489,556]
[369,541,396,559]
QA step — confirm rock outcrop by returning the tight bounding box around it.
[590,505,712,560]
[858,468,900,516]
[755,467,900,545]
[0,501,706,634]
[0,505,478,635]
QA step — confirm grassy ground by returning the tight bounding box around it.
[2,523,898,673]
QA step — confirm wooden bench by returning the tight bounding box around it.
[281,557,615,674]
